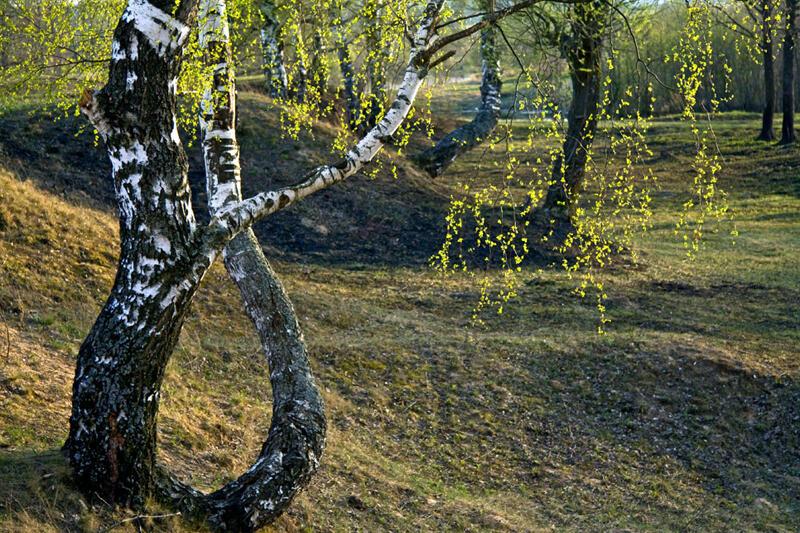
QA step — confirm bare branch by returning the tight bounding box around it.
[203,0,447,247]
[419,0,561,62]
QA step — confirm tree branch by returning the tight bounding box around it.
[202,0,447,248]
[419,0,560,62]
[202,0,563,249]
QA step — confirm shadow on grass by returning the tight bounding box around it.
[0,100,450,269]
[532,346,799,501]
[0,448,82,529]
[330,265,800,529]
[0,449,189,532]
[401,324,800,529]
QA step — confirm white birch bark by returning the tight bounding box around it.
[156,2,326,529]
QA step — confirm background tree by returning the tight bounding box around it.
[333,0,360,128]
[412,0,504,177]
[534,0,609,242]
[758,0,779,139]
[709,0,780,139]
[780,0,797,143]
[260,0,289,97]
[58,0,534,529]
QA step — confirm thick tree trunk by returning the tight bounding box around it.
[759,0,776,141]
[65,0,205,505]
[781,0,797,144]
[260,0,288,98]
[65,274,200,505]
[63,0,447,526]
[537,4,604,240]
[412,0,502,177]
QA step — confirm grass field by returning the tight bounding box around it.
[0,89,798,532]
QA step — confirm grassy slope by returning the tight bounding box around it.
[0,91,799,532]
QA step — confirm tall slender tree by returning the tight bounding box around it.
[334,13,360,128]
[260,0,289,97]
[758,0,778,140]
[159,1,325,528]
[361,0,390,131]
[780,0,797,143]
[710,0,779,140]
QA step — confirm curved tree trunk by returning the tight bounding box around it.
[260,0,288,98]
[759,0,776,141]
[158,228,325,531]
[412,0,502,177]
[62,0,454,527]
[536,3,604,241]
[780,0,797,144]
[155,2,325,529]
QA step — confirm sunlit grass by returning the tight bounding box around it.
[0,94,798,531]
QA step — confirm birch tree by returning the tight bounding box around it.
[260,0,289,97]
[413,0,503,176]
[333,0,360,128]
[60,0,538,529]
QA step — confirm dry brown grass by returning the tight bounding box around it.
[1,100,799,531]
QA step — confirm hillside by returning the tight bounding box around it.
[1,91,799,532]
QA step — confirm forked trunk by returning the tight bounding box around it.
[412,0,502,177]
[65,3,326,527]
[64,0,450,528]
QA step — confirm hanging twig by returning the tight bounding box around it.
[100,512,182,532]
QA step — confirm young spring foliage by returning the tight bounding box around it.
[0,0,737,332]
[430,0,735,330]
